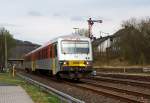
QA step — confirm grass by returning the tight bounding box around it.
[120,72,150,76]
[94,57,150,67]
[0,72,61,103]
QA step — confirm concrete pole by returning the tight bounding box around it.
[4,30,8,71]
[0,30,4,69]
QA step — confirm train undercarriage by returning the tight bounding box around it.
[57,67,93,80]
[25,66,93,81]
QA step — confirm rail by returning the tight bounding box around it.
[17,73,85,103]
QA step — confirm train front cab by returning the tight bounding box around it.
[57,38,93,80]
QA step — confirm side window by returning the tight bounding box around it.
[54,44,57,57]
[55,44,57,57]
[45,48,47,59]
[38,52,40,59]
[50,45,52,58]
[49,43,57,58]
[40,51,42,59]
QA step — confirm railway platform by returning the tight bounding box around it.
[0,84,34,103]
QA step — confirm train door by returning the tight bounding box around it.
[52,43,58,75]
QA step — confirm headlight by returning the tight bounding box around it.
[63,61,67,65]
[86,62,89,65]
[84,61,89,65]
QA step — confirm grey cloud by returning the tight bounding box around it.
[52,12,69,18]
[82,0,150,9]
[0,23,19,27]
[28,11,42,16]
[70,16,84,21]
[94,16,113,22]
[53,13,62,17]
[70,16,112,22]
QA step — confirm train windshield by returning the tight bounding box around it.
[61,40,89,54]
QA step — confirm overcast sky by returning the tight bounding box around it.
[0,0,150,44]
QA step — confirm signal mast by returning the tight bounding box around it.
[87,18,103,38]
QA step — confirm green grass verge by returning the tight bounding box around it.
[0,73,61,103]
[121,72,150,76]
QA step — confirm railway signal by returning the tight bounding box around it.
[87,18,103,38]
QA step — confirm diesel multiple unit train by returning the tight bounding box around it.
[24,35,93,80]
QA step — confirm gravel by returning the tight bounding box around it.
[21,72,126,103]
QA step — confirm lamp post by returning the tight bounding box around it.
[73,27,79,35]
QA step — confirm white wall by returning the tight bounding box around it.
[97,38,111,52]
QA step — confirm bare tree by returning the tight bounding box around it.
[118,17,150,64]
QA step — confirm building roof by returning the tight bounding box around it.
[92,35,111,46]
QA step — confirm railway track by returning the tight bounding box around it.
[91,76,150,89]
[65,80,150,103]
[82,79,150,98]
[96,72,150,82]
[83,79,150,102]
[18,71,150,103]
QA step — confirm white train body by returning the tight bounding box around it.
[24,35,93,79]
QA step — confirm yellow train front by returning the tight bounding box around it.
[24,35,93,80]
[58,60,92,80]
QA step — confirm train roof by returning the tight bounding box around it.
[25,34,90,57]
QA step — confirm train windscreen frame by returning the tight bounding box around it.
[61,40,89,54]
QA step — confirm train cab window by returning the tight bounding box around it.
[61,40,89,54]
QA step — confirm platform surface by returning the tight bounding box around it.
[0,85,34,103]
